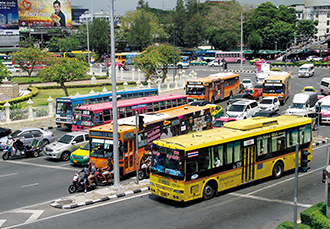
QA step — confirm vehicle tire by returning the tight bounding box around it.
[313,123,318,131]
[2,152,9,160]
[272,161,284,179]
[40,139,49,147]
[192,63,195,66]
[211,64,214,67]
[68,185,77,194]
[138,170,145,180]
[61,151,71,161]
[32,151,39,158]
[203,182,215,200]
[178,65,182,69]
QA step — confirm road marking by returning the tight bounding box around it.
[0,220,6,227]
[21,183,39,188]
[229,192,312,208]
[0,173,17,178]
[2,161,76,171]
[10,210,44,223]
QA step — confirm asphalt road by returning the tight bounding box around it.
[0,63,329,228]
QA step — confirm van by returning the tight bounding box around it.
[285,92,318,115]
[226,100,259,120]
[298,64,314,78]
[320,78,330,95]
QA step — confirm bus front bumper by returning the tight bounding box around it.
[150,181,185,202]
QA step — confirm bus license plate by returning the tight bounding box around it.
[160,191,167,197]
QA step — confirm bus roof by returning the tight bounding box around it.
[153,115,311,151]
[188,72,239,83]
[75,94,186,111]
[263,71,290,82]
[89,105,208,133]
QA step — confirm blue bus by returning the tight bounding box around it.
[55,88,158,129]
[196,50,217,62]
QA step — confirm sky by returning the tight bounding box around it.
[71,0,306,16]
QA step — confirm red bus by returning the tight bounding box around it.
[72,94,188,131]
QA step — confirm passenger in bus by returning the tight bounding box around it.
[214,155,220,167]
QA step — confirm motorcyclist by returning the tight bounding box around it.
[143,151,152,178]
[77,163,90,193]
[87,162,96,188]
[100,156,114,184]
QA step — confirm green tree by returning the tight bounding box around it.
[247,31,263,57]
[19,36,38,48]
[296,19,317,40]
[128,11,153,51]
[38,57,88,96]
[90,17,109,58]
[10,48,50,77]
[169,0,187,47]
[0,61,11,83]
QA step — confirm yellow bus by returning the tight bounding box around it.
[88,105,213,176]
[150,115,312,202]
[186,72,240,104]
[115,52,139,64]
[262,71,291,105]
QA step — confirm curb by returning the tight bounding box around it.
[312,137,329,147]
[40,125,62,131]
[50,186,150,209]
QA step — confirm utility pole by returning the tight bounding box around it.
[240,12,243,71]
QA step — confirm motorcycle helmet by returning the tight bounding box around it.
[87,162,92,166]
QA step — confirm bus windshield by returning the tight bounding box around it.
[73,110,94,126]
[263,84,284,94]
[151,145,184,180]
[56,102,72,114]
[322,105,330,112]
[186,85,205,95]
[90,138,114,158]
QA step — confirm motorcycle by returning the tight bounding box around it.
[98,167,114,185]
[138,160,150,180]
[68,171,99,194]
[2,138,42,160]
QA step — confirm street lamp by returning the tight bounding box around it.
[317,101,321,136]
[86,19,90,65]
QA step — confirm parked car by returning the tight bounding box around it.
[254,83,263,94]
[212,117,237,128]
[226,100,259,120]
[205,104,223,119]
[190,59,208,66]
[44,131,89,161]
[70,142,90,166]
[242,88,260,100]
[258,96,280,111]
[227,94,254,105]
[306,55,322,61]
[253,110,279,118]
[7,66,19,73]
[208,60,223,67]
[0,127,11,138]
[0,128,54,150]
[241,79,254,89]
[190,100,211,106]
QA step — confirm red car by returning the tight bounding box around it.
[241,88,260,100]
[254,84,263,94]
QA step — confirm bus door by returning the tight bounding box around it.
[241,145,256,183]
[220,80,225,99]
[94,112,103,125]
[132,105,147,115]
[205,83,210,102]
[124,139,135,174]
[215,81,221,100]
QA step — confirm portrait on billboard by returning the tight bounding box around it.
[18,0,71,27]
[0,0,19,35]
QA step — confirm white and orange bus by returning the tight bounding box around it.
[262,71,291,105]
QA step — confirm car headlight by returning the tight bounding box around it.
[150,182,155,187]
[238,113,244,117]
[83,156,89,159]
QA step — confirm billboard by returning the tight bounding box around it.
[305,0,330,7]
[0,0,19,35]
[18,0,71,27]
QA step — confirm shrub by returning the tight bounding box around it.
[300,202,325,226]
[310,210,330,229]
[271,68,282,71]
[276,221,310,229]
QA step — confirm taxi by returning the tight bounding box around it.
[205,104,223,119]
[70,142,90,166]
[301,86,318,93]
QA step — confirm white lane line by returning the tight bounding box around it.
[21,183,39,188]
[229,192,312,208]
[2,161,76,171]
[0,173,18,178]
[0,220,6,227]
[11,210,44,223]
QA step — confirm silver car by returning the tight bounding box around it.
[0,128,54,150]
[44,131,89,161]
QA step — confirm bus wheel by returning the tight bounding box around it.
[272,162,284,179]
[229,91,233,99]
[203,182,215,200]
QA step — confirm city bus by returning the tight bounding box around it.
[186,72,240,103]
[72,94,188,131]
[215,51,246,63]
[88,105,213,175]
[55,88,158,129]
[262,71,291,105]
[115,52,140,64]
[150,115,313,202]
[196,50,217,62]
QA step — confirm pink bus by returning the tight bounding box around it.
[72,94,188,131]
[215,51,246,63]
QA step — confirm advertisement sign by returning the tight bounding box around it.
[0,0,19,35]
[18,0,71,27]
[305,0,330,7]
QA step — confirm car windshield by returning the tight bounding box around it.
[290,103,305,109]
[300,68,308,71]
[232,94,244,99]
[213,120,225,127]
[81,142,90,150]
[151,145,184,180]
[304,88,314,91]
[254,112,270,117]
[255,84,263,89]
[260,99,272,104]
[228,104,245,112]
[10,130,22,138]
[322,105,330,112]
[244,90,253,94]
[242,80,251,83]
[58,134,74,144]
[190,101,205,106]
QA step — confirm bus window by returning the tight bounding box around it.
[160,101,165,110]
[172,99,177,107]
[226,143,233,164]
[150,91,156,96]
[90,99,96,104]
[147,103,153,112]
[182,98,187,105]
[133,93,139,98]
[119,107,125,118]
[139,93,143,97]
[126,106,133,117]
[127,94,133,99]
[287,128,298,148]
[178,99,183,106]
[97,97,103,103]
[144,92,150,96]
[166,100,171,109]
[299,124,311,144]
[129,139,133,151]
[186,160,198,174]
[271,132,286,152]
[215,145,224,166]
[103,110,111,121]
[121,94,127,100]
[124,140,128,153]
[198,148,210,171]
[154,102,159,111]
[233,142,241,162]
[257,135,270,156]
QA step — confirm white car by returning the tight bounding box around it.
[241,79,254,89]
[167,62,190,69]
[258,97,280,111]
[226,100,259,120]
[7,66,19,73]
[306,55,322,61]
[208,60,223,67]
